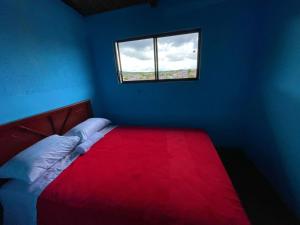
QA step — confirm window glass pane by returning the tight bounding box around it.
[157,33,199,80]
[118,38,155,81]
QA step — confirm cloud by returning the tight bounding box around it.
[158,33,198,48]
[120,38,152,50]
[118,33,199,72]
[157,34,198,70]
[163,43,198,62]
[120,53,154,72]
[120,46,153,60]
[119,38,154,60]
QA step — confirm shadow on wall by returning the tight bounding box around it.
[246,89,300,214]
[244,1,300,217]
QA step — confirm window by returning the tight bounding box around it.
[114,29,201,83]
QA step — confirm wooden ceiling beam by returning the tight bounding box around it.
[148,0,157,7]
[63,0,157,16]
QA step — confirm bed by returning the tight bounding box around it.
[0,100,251,225]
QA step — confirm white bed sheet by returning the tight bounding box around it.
[0,125,116,225]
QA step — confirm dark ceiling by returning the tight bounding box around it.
[63,0,157,16]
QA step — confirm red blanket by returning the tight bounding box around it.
[37,127,250,225]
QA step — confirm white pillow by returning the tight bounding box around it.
[0,135,80,183]
[75,132,103,155]
[65,118,111,142]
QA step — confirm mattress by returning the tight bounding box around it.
[37,127,250,225]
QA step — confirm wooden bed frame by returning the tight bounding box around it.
[0,100,92,166]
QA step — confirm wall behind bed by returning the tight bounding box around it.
[86,0,258,147]
[0,0,95,125]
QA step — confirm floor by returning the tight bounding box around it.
[218,149,300,225]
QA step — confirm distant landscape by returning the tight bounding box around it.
[122,69,197,81]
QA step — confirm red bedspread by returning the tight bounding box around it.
[37,127,250,225]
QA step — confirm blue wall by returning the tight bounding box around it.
[86,0,257,147]
[0,0,95,124]
[1,0,300,219]
[244,0,300,217]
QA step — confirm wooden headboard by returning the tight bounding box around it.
[0,100,92,166]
